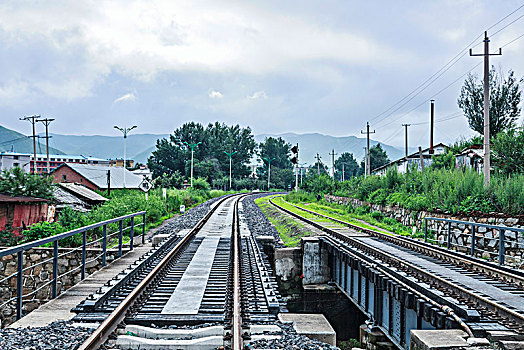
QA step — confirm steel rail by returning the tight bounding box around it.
[277,198,524,286]
[269,197,524,329]
[232,196,243,350]
[78,194,240,350]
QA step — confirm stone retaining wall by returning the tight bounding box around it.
[0,246,127,327]
[324,195,524,265]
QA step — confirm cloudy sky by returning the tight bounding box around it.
[0,0,523,148]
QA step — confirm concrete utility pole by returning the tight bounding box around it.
[361,122,375,177]
[262,157,275,190]
[20,115,39,173]
[470,31,502,187]
[36,117,54,174]
[224,151,237,191]
[429,100,435,154]
[184,141,202,188]
[329,149,337,178]
[107,170,111,195]
[114,125,137,188]
[402,124,411,160]
[315,153,321,175]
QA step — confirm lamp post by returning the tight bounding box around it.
[114,125,137,188]
[224,151,237,191]
[184,141,201,187]
[262,157,275,191]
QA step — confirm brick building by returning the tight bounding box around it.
[51,163,146,191]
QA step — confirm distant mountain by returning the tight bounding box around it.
[255,132,405,165]
[46,133,169,163]
[0,125,63,154]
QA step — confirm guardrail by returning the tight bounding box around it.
[424,217,524,266]
[0,211,146,321]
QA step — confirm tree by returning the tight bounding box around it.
[458,67,522,137]
[148,122,256,185]
[0,167,53,199]
[369,144,389,171]
[431,151,455,170]
[258,137,294,189]
[334,152,360,181]
[492,126,524,175]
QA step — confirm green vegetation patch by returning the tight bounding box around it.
[255,195,317,247]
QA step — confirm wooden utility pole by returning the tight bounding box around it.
[361,122,375,177]
[418,146,425,170]
[402,124,410,160]
[36,117,54,174]
[429,100,435,154]
[107,170,111,195]
[470,31,502,187]
[20,115,39,173]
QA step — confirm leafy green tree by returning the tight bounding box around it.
[449,135,483,154]
[308,161,329,176]
[258,137,292,170]
[369,143,389,171]
[431,151,455,170]
[0,167,53,199]
[148,122,256,184]
[458,67,522,137]
[335,152,360,180]
[155,171,185,189]
[492,126,524,175]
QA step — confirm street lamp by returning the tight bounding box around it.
[184,141,201,187]
[224,151,237,191]
[114,125,137,188]
[262,157,275,191]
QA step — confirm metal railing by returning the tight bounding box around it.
[0,211,146,321]
[424,217,524,266]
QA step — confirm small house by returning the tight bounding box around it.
[0,194,48,235]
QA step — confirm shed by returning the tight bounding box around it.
[58,182,108,206]
[0,193,48,235]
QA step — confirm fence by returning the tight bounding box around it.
[0,211,146,321]
[424,216,524,266]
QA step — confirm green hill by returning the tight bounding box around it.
[0,125,63,154]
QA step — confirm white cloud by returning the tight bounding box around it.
[249,91,267,100]
[113,92,137,104]
[208,89,223,99]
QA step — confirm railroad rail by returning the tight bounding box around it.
[76,194,280,349]
[268,196,524,347]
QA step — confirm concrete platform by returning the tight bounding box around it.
[9,243,152,328]
[410,330,471,350]
[278,313,336,345]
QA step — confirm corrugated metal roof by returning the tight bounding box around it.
[63,164,143,189]
[35,153,108,161]
[0,193,48,203]
[59,182,108,202]
[52,187,87,205]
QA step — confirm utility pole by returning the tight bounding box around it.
[224,151,237,191]
[429,100,435,154]
[114,125,137,188]
[402,124,411,160]
[36,117,54,174]
[361,122,375,177]
[291,144,299,192]
[315,153,321,175]
[418,146,425,170]
[470,31,502,187]
[107,170,111,195]
[184,141,202,188]
[262,157,275,191]
[20,115,39,173]
[329,149,337,178]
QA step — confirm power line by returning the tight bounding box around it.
[501,32,524,48]
[369,3,524,126]
[491,13,524,37]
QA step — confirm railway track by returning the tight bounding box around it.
[269,196,524,335]
[75,194,281,350]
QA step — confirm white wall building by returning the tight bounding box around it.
[0,152,31,172]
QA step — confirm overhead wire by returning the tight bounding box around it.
[369,2,524,128]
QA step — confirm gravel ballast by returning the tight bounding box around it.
[0,321,93,350]
[247,322,339,349]
[240,193,283,245]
